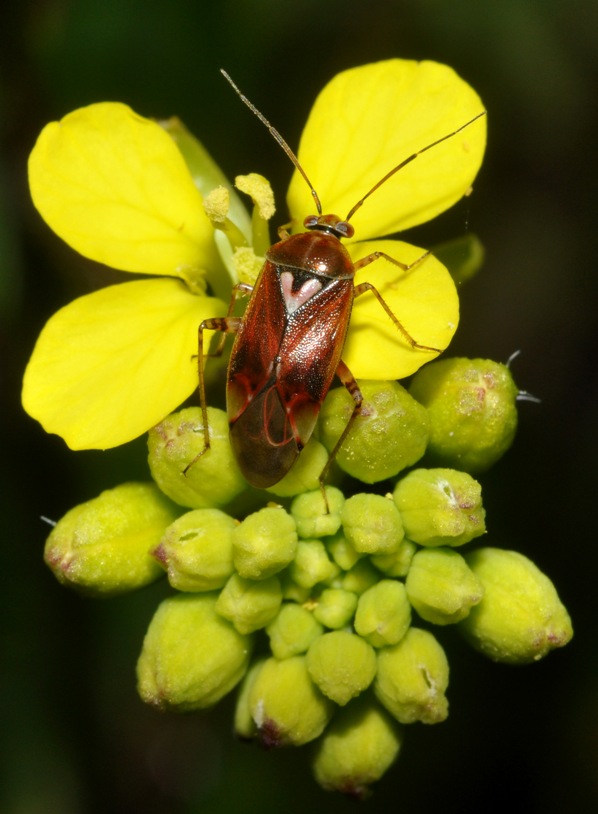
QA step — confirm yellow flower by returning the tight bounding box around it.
[23,58,485,451]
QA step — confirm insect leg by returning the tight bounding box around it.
[318,360,364,509]
[183,283,252,475]
[353,252,440,353]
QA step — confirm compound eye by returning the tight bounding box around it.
[304,215,319,229]
[335,220,354,239]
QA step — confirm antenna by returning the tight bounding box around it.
[220,69,322,215]
[345,110,487,222]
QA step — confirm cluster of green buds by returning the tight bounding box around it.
[44,355,573,797]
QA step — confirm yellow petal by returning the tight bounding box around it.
[287,60,486,239]
[22,278,224,449]
[29,103,220,278]
[343,240,458,379]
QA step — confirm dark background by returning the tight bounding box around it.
[2,1,596,812]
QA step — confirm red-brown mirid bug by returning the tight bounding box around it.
[192,70,485,491]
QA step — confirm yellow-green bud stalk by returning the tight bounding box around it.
[137,594,252,711]
[289,539,339,589]
[148,407,246,509]
[153,508,236,591]
[44,482,176,596]
[306,631,377,705]
[232,506,297,580]
[371,538,417,577]
[248,656,334,747]
[460,548,573,663]
[410,357,519,473]
[266,603,323,659]
[290,487,345,539]
[341,493,404,555]
[311,696,402,798]
[354,579,411,647]
[375,627,449,724]
[215,573,282,634]
[393,468,486,547]
[313,588,358,630]
[406,547,484,624]
[319,380,430,483]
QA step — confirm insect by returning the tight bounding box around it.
[192,70,485,490]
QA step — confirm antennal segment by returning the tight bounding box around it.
[345,110,487,223]
[220,69,322,215]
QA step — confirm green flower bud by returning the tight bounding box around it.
[148,407,246,509]
[234,658,266,740]
[375,627,449,724]
[354,579,411,647]
[306,631,377,705]
[409,358,518,473]
[152,508,236,591]
[44,482,176,596]
[393,468,486,547]
[278,569,311,603]
[371,539,417,577]
[341,493,404,555]
[326,533,361,571]
[339,558,380,595]
[460,548,573,663]
[265,438,329,497]
[232,506,297,580]
[266,603,324,659]
[319,380,429,483]
[313,588,358,630]
[290,487,344,539]
[289,539,339,589]
[406,547,484,625]
[215,573,282,634]
[311,696,402,798]
[248,656,335,747]
[137,593,252,711]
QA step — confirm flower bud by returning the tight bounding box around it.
[278,569,311,603]
[148,407,246,509]
[248,656,334,747]
[313,588,358,630]
[215,573,282,634]
[460,548,573,663]
[266,437,330,497]
[409,357,519,473]
[405,547,484,625]
[289,539,339,589]
[375,627,449,724]
[290,487,344,539]
[341,493,404,555]
[152,508,236,591]
[306,630,377,705]
[326,533,361,571]
[339,558,380,595]
[393,468,485,547]
[311,696,402,798]
[137,593,252,711]
[354,579,411,647]
[319,381,430,483]
[234,658,266,740]
[44,482,175,596]
[232,506,297,580]
[371,538,417,577]
[266,603,323,659]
